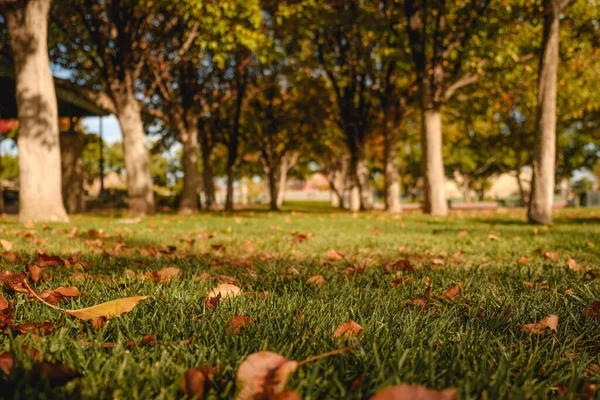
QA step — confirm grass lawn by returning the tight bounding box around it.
[1,206,599,399]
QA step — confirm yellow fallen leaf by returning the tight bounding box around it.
[24,279,149,321]
[0,239,13,251]
[207,283,241,301]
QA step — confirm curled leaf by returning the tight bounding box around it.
[518,314,559,335]
[182,366,216,399]
[227,316,255,334]
[438,283,462,301]
[236,351,298,400]
[333,321,363,339]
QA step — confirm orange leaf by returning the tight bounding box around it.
[438,283,462,301]
[227,316,255,334]
[182,366,216,399]
[306,275,327,285]
[236,351,298,400]
[518,314,559,334]
[333,321,363,339]
[0,239,13,251]
[326,249,346,261]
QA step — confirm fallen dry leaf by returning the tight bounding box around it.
[40,286,80,304]
[333,321,363,339]
[583,301,600,318]
[519,314,559,335]
[522,281,550,290]
[488,234,501,241]
[24,279,149,321]
[0,239,13,251]
[227,316,255,334]
[205,283,241,308]
[150,267,180,283]
[567,256,583,272]
[31,362,82,387]
[458,231,468,237]
[236,351,298,400]
[326,249,346,261]
[438,283,462,301]
[306,275,327,285]
[0,271,28,293]
[182,366,216,399]
[408,280,432,309]
[371,384,457,400]
[384,260,415,273]
[543,251,560,262]
[26,264,45,284]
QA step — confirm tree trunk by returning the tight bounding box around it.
[4,0,68,222]
[199,124,216,211]
[113,90,155,216]
[0,149,4,214]
[422,106,448,216]
[60,127,85,213]
[178,114,200,215]
[384,127,402,213]
[268,168,279,211]
[328,154,348,209]
[348,152,361,212]
[516,169,527,206]
[225,162,236,211]
[528,0,566,225]
[358,156,373,210]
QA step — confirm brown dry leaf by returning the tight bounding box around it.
[236,351,299,400]
[40,286,80,304]
[585,363,600,375]
[326,249,346,261]
[0,351,12,375]
[227,316,255,334]
[273,390,301,400]
[205,283,241,309]
[371,384,457,400]
[211,244,226,252]
[31,362,82,387]
[37,253,63,267]
[390,276,410,288]
[583,301,600,318]
[26,265,45,284]
[12,320,55,335]
[0,271,28,293]
[384,259,415,273]
[488,234,501,241]
[0,239,13,251]
[518,314,559,335]
[333,321,363,339]
[543,251,560,262]
[438,283,462,301]
[518,256,532,264]
[182,366,216,399]
[458,230,468,237]
[241,241,256,253]
[397,246,410,253]
[408,281,432,309]
[567,256,583,272]
[432,258,445,265]
[152,267,180,283]
[306,275,327,285]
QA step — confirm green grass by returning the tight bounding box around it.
[1,206,599,399]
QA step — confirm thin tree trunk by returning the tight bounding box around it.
[113,90,155,216]
[348,151,361,212]
[357,156,373,210]
[422,106,448,216]
[60,125,85,213]
[267,168,279,211]
[178,114,200,215]
[198,122,216,211]
[225,161,236,211]
[328,154,348,209]
[4,0,68,222]
[528,0,566,224]
[384,127,402,213]
[516,169,527,206]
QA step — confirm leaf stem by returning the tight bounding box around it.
[22,279,67,313]
[297,344,359,366]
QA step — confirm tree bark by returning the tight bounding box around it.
[328,154,348,209]
[357,157,373,210]
[422,106,448,216]
[516,169,527,206]
[113,90,155,216]
[348,151,361,212]
[528,0,567,224]
[199,124,216,211]
[60,126,85,213]
[225,161,236,211]
[384,127,402,213]
[178,113,200,215]
[267,167,279,211]
[4,0,69,222]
